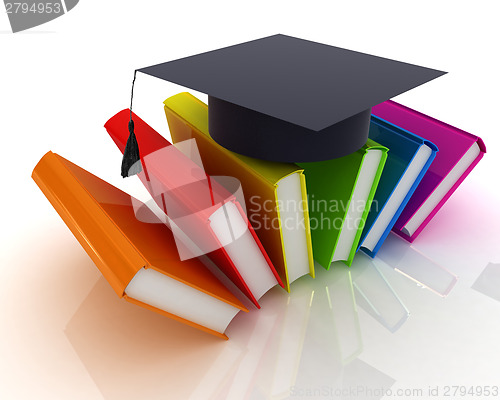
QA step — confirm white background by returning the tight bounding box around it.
[1,1,500,399]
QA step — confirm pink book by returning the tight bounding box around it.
[372,100,486,242]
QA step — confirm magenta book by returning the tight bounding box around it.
[372,100,486,242]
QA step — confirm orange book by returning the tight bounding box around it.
[32,151,248,339]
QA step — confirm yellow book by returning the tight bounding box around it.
[164,92,315,291]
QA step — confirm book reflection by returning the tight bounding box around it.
[349,253,410,333]
[472,263,500,302]
[66,232,459,399]
[376,233,458,298]
[66,258,399,399]
[65,277,232,400]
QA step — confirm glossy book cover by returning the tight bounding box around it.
[372,100,486,242]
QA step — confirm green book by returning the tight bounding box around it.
[297,140,388,268]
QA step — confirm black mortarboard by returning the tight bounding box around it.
[130,34,446,165]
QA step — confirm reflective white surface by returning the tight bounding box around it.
[3,210,500,399]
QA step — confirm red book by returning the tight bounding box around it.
[105,110,283,307]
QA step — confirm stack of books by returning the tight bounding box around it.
[32,35,485,339]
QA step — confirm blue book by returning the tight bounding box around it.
[358,116,438,257]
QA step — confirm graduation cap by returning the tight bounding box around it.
[121,34,445,174]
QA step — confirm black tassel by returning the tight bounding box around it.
[121,119,142,177]
[121,70,142,178]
